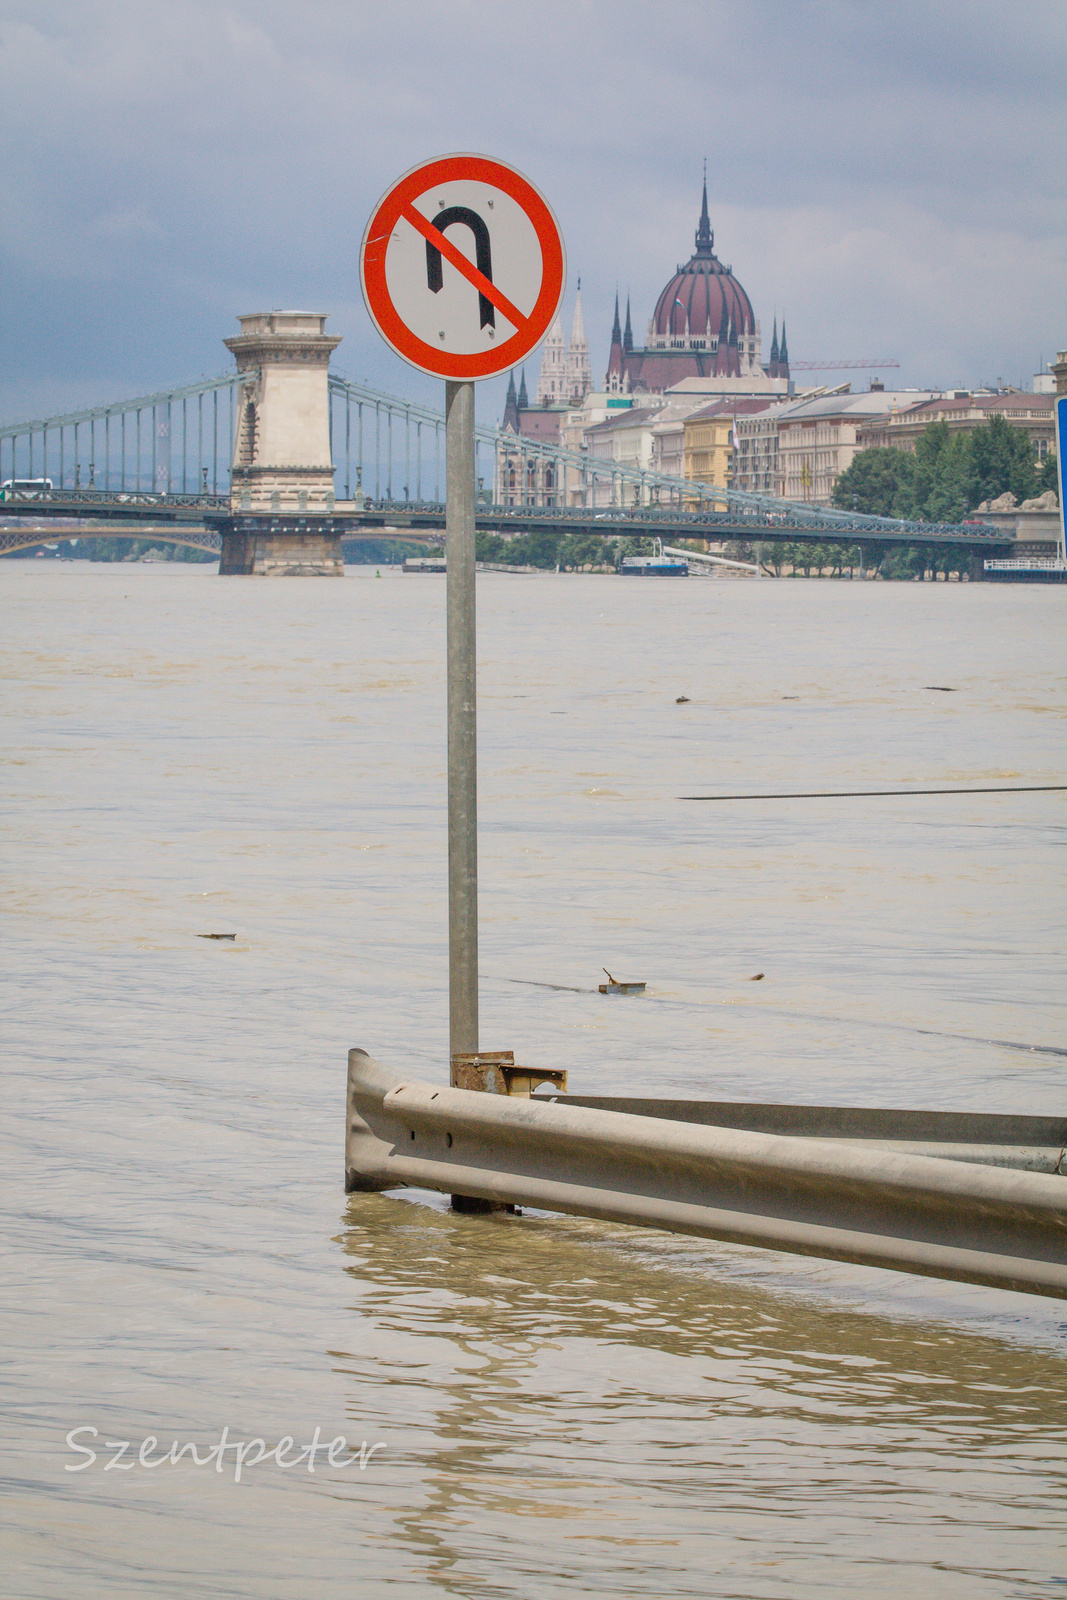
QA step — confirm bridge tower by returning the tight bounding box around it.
[215,311,347,575]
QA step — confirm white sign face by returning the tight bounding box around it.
[361,154,566,382]
[385,179,543,356]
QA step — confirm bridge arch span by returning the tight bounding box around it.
[0,529,222,559]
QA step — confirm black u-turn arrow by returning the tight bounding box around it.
[425,207,495,329]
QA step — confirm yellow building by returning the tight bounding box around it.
[682,399,773,498]
[682,402,735,492]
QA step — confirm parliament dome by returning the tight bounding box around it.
[604,175,787,394]
[649,186,754,346]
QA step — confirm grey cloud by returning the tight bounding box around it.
[0,0,1064,422]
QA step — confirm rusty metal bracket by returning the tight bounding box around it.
[450,1050,567,1099]
[446,1052,567,1211]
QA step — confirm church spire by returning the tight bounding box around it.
[517,368,528,409]
[503,370,519,431]
[778,321,789,373]
[623,294,633,353]
[770,317,779,366]
[570,279,586,348]
[535,310,566,405]
[606,289,625,391]
[566,280,592,404]
[695,160,713,256]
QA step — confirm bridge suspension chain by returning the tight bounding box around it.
[2,367,996,545]
[0,372,253,501]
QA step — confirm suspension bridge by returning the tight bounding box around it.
[0,312,1009,571]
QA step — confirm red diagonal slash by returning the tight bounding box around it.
[400,202,530,333]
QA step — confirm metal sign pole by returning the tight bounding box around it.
[360,154,565,1072]
[445,379,478,1057]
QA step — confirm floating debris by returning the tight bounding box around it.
[599,968,646,996]
[924,686,956,692]
[749,972,765,981]
[198,933,236,941]
[676,695,690,703]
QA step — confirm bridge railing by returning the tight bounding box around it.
[327,373,995,543]
[328,375,499,504]
[0,372,252,499]
[4,367,998,545]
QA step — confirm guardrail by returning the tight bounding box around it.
[345,1050,1067,1299]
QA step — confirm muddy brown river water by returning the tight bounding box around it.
[2,562,1065,1598]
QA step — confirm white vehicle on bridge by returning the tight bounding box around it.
[0,478,52,500]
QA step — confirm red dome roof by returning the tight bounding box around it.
[651,184,754,339]
[652,258,754,339]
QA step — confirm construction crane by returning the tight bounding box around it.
[789,359,900,371]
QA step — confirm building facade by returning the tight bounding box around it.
[777,390,940,505]
[496,288,595,506]
[855,393,1055,461]
[682,398,778,492]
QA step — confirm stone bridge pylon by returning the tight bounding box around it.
[214,311,352,575]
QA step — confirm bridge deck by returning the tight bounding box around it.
[0,492,1012,548]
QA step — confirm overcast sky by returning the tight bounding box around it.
[2,0,1064,427]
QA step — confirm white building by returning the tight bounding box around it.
[534,285,592,409]
[777,389,940,504]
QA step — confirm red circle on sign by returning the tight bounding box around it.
[360,154,566,381]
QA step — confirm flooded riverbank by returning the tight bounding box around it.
[3,563,1065,1597]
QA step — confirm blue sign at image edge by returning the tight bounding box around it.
[1057,397,1067,562]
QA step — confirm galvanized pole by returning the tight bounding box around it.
[445,379,478,1058]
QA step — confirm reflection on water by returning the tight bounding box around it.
[2,564,1065,1598]
[335,1194,1067,1599]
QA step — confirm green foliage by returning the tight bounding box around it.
[1037,451,1059,500]
[878,542,969,580]
[559,533,610,569]
[78,537,214,563]
[474,531,506,563]
[340,537,420,564]
[476,531,613,570]
[912,422,972,522]
[88,537,140,561]
[512,530,563,568]
[832,448,915,517]
[168,542,216,563]
[835,414,1044,525]
[970,413,1037,505]
[879,546,928,581]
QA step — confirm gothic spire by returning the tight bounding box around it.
[518,368,528,409]
[606,289,625,389]
[695,160,713,256]
[534,312,565,405]
[503,370,519,431]
[779,322,788,369]
[623,294,633,353]
[770,317,779,365]
[570,283,586,348]
[565,282,592,404]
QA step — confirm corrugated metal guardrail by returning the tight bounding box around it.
[346,1050,1067,1300]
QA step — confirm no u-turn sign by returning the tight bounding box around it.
[360,153,566,380]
